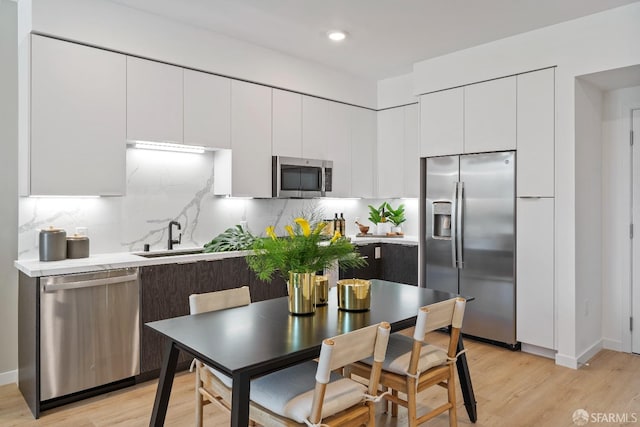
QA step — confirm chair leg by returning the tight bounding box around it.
[448,364,457,427]
[391,389,399,417]
[195,364,204,427]
[407,377,418,427]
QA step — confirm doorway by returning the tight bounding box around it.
[633,108,640,354]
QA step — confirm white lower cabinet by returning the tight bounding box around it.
[517,197,555,349]
[230,81,272,197]
[28,35,126,196]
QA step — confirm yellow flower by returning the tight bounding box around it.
[330,230,341,243]
[294,217,311,237]
[313,222,327,235]
[285,225,295,238]
[266,225,277,240]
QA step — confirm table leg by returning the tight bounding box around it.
[456,334,477,423]
[231,372,251,427]
[149,340,180,427]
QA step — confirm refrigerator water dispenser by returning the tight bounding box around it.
[432,201,452,239]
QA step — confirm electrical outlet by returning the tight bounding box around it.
[374,246,381,259]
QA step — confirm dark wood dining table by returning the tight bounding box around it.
[147,280,477,426]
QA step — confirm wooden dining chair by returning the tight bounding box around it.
[348,297,466,427]
[189,286,252,427]
[248,321,391,427]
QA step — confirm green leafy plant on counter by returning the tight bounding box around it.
[386,203,406,227]
[367,202,389,225]
[203,225,257,252]
[246,217,366,282]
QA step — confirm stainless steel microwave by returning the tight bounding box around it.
[272,156,333,198]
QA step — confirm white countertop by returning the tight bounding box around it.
[15,236,418,278]
[14,248,250,278]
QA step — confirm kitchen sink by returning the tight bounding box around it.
[135,248,205,258]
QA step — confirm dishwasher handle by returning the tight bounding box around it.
[43,272,139,292]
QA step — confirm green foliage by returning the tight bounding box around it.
[246,217,367,282]
[386,203,406,226]
[367,202,388,225]
[203,225,256,252]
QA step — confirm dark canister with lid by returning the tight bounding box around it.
[66,234,90,259]
[39,227,67,261]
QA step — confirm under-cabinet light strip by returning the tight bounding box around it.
[131,141,206,154]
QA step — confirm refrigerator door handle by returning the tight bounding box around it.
[451,182,459,269]
[457,181,464,268]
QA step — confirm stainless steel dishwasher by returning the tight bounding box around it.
[40,268,140,401]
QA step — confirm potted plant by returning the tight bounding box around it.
[246,217,366,315]
[386,203,406,234]
[368,202,391,235]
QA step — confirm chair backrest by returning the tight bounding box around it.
[309,322,391,424]
[410,297,466,370]
[412,297,466,340]
[189,286,251,315]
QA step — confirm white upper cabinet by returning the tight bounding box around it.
[127,57,183,144]
[517,68,555,197]
[272,89,302,158]
[327,102,352,197]
[302,96,330,160]
[231,80,272,198]
[517,197,555,349]
[464,76,517,153]
[403,104,420,198]
[29,35,126,196]
[183,69,231,149]
[419,87,464,157]
[377,107,405,198]
[351,107,376,198]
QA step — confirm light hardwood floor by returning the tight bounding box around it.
[1,331,639,427]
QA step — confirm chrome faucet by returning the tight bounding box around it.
[168,220,182,250]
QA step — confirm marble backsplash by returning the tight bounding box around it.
[18,148,418,259]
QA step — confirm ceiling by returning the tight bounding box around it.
[108,0,640,81]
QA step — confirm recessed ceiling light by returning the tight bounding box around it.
[327,31,347,42]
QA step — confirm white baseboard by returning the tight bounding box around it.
[521,343,557,359]
[602,338,623,351]
[555,353,579,369]
[0,369,17,386]
[578,339,603,366]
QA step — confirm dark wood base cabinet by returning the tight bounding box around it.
[340,243,418,286]
[139,256,287,376]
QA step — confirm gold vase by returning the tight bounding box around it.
[288,271,316,315]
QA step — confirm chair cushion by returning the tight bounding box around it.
[361,334,448,375]
[250,360,367,423]
[204,365,233,388]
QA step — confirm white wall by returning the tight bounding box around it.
[377,73,416,109]
[412,2,640,368]
[574,78,604,362]
[0,0,18,385]
[25,0,376,108]
[601,85,640,352]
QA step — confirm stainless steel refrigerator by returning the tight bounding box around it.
[420,151,517,348]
